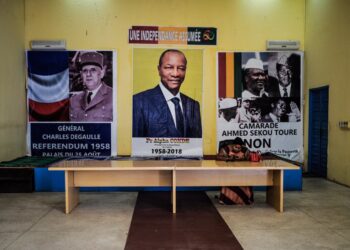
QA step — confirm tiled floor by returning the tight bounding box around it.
[0,178,349,250]
[208,178,350,250]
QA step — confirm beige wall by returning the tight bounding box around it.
[24,0,305,155]
[0,0,26,161]
[305,0,350,186]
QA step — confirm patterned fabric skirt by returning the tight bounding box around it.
[217,186,254,205]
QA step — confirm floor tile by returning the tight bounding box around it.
[0,233,21,249]
[0,207,50,233]
[5,231,127,250]
[234,228,350,250]
[334,229,350,242]
[30,192,137,233]
[300,206,350,229]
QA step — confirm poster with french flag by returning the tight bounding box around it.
[217,51,304,162]
[26,50,117,157]
[27,51,70,121]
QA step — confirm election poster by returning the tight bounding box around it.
[26,50,117,157]
[132,48,203,157]
[217,51,303,162]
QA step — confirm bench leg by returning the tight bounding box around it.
[172,170,176,214]
[65,171,79,214]
[266,170,284,212]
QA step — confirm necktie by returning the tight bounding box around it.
[171,97,185,136]
[87,92,93,104]
[283,87,288,97]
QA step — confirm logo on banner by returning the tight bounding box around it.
[128,26,217,45]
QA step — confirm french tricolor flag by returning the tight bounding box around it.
[27,51,70,121]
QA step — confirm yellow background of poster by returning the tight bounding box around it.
[133,48,203,106]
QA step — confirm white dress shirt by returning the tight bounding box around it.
[159,83,184,127]
[279,84,291,97]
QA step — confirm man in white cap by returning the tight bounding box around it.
[268,54,300,97]
[218,98,238,124]
[242,58,269,99]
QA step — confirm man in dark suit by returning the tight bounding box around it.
[268,54,300,98]
[133,49,202,138]
[70,51,113,121]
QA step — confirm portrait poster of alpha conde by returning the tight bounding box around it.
[132,48,203,158]
[26,50,117,157]
[217,51,304,162]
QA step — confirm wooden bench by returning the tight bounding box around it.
[49,159,299,214]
